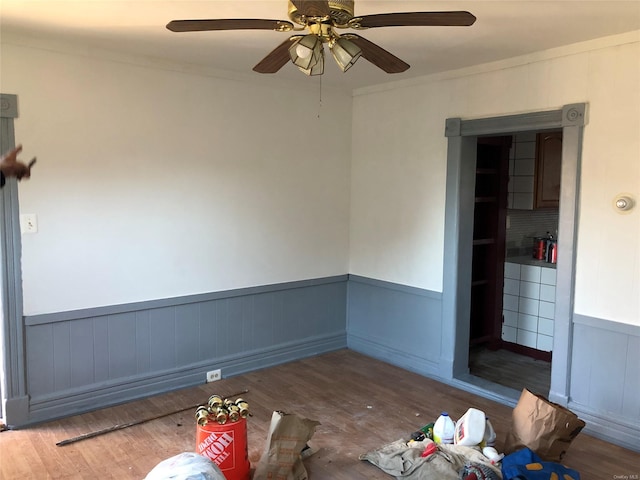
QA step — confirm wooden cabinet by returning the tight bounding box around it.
[534,132,562,208]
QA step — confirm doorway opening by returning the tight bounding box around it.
[468,131,562,396]
[443,104,585,406]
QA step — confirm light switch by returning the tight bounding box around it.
[20,214,38,234]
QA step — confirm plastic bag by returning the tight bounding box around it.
[501,448,581,480]
[144,452,226,480]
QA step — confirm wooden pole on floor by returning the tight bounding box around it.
[56,388,249,447]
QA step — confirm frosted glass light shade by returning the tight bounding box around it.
[299,48,325,76]
[330,37,361,72]
[289,35,322,70]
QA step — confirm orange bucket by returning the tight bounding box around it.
[196,417,250,480]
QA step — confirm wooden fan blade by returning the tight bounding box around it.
[290,0,331,18]
[351,11,476,29]
[166,18,293,32]
[346,34,409,73]
[253,37,299,73]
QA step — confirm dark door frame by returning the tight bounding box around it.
[441,104,587,407]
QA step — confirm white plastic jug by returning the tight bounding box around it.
[433,412,455,444]
[454,407,486,446]
[481,417,496,448]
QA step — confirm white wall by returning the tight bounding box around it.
[350,32,640,326]
[1,38,352,315]
[3,31,639,326]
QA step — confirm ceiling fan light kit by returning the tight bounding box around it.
[166,0,476,77]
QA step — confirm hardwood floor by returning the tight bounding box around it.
[0,349,637,479]
[468,346,551,395]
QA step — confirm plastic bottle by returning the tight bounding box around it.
[454,407,486,446]
[433,412,455,444]
[482,446,504,464]
[481,417,496,448]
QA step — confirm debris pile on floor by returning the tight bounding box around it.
[361,388,585,480]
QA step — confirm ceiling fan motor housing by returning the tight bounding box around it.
[288,0,355,26]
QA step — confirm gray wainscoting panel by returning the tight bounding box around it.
[569,315,640,451]
[23,276,348,425]
[19,273,640,452]
[346,275,442,377]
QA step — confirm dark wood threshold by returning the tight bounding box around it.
[500,340,552,362]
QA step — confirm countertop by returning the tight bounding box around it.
[505,255,557,269]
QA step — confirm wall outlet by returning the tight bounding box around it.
[206,369,222,383]
[20,214,38,234]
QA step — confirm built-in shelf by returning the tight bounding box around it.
[471,136,510,347]
[473,238,496,245]
[476,168,498,174]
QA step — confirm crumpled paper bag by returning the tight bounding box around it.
[253,411,320,480]
[504,388,585,461]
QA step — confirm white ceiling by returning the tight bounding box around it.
[1,1,640,91]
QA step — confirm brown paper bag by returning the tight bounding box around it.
[253,411,320,480]
[504,388,585,461]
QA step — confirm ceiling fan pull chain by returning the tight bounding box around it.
[317,75,323,119]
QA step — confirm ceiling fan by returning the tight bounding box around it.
[166,0,476,76]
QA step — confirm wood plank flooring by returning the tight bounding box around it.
[468,346,551,395]
[0,349,637,479]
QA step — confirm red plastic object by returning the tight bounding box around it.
[421,442,438,457]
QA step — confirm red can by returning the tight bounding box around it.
[533,238,546,260]
[196,417,250,480]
